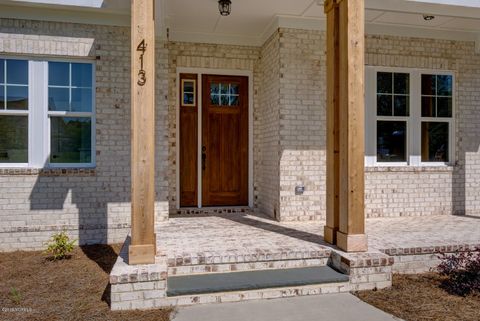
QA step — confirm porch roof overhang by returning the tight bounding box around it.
[2,0,480,48]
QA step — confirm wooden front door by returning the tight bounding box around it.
[202,75,248,206]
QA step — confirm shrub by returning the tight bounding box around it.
[437,247,480,296]
[44,231,76,260]
[9,287,21,305]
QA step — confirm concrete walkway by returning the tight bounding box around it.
[171,293,401,321]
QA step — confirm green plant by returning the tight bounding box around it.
[44,231,76,260]
[9,287,22,305]
[437,247,480,296]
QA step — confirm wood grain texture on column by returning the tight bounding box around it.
[129,0,156,265]
[324,0,340,245]
[336,0,367,252]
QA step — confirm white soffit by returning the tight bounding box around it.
[1,0,480,47]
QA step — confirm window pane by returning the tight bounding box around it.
[48,87,70,111]
[220,95,229,106]
[229,95,239,106]
[394,73,409,94]
[377,121,406,162]
[230,84,239,95]
[220,84,228,95]
[210,94,219,105]
[49,62,69,86]
[437,75,452,96]
[50,117,91,164]
[0,59,4,83]
[71,63,92,87]
[210,83,219,95]
[394,95,409,116]
[422,122,449,162]
[0,116,28,163]
[6,60,28,85]
[183,93,194,105]
[0,85,4,108]
[6,86,28,110]
[377,94,392,116]
[437,97,452,117]
[183,80,194,93]
[377,72,392,94]
[71,88,92,112]
[421,96,436,117]
[422,74,435,95]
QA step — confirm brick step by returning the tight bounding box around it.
[166,266,349,297]
[165,248,332,268]
[168,257,329,275]
[158,281,352,307]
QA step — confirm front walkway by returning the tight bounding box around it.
[172,293,399,321]
[156,213,480,262]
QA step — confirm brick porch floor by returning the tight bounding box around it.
[156,213,480,263]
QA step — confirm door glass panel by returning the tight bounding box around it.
[210,82,240,107]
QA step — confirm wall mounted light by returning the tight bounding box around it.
[423,14,435,21]
[218,0,231,16]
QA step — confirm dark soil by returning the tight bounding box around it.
[355,273,480,321]
[0,244,173,321]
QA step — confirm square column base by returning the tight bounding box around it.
[128,244,156,265]
[324,225,338,245]
[336,231,368,252]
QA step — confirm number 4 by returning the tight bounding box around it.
[137,39,147,53]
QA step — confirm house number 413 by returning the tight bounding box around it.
[137,39,147,86]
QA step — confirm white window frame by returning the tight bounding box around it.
[366,66,455,167]
[0,57,30,167]
[0,56,96,169]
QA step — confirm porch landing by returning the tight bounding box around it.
[110,213,480,310]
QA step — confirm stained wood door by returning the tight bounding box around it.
[202,75,248,206]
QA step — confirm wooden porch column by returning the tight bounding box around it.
[129,0,156,265]
[324,0,367,252]
[324,0,340,245]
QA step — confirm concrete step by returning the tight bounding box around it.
[167,266,349,297]
[168,258,329,275]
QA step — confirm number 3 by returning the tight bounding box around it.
[138,70,146,86]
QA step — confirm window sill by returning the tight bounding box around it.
[365,165,454,173]
[0,168,96,176]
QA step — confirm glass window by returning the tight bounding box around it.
[377,121,407,162]
[0,116,28,163]
[0,58,94,167]
[50,117,92,164]
[421,122,449,162]
[376,72,409,117]
[181,79,196,106]
[0,60,29,111]
[0,59,29,165]
[48,62,93,113]
[210,82,240,107]
[368,68,454,166]
[421,74,453,118]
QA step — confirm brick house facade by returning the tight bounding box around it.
[0,0,480,251]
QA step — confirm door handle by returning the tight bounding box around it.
[202,146,206,170]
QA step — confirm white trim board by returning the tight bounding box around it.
[175,67,254,210]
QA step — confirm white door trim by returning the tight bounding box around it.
[176,67,254,209]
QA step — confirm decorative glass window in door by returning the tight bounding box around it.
[181,79,196,106]
[210,82,239,106]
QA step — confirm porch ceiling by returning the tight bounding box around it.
[2,0,480,45]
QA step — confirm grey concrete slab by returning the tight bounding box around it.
[171,293,401,321]
[167,266,349,296]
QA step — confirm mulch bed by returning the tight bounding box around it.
[355,273,480,321]
[0,244,173,321]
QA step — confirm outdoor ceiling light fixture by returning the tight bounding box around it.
[218,0,231,16]
[423,14,435,21]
